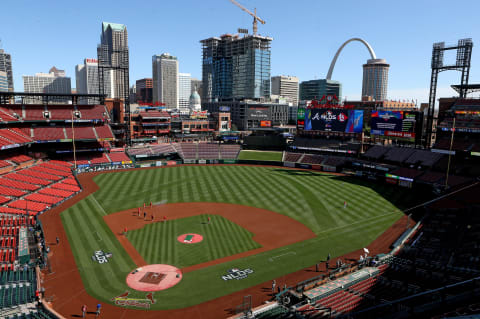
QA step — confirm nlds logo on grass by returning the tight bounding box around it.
[92,250,113,264]
[221,268,254,281]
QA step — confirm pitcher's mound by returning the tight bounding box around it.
[126,264,182,292]
[177,233,203,244]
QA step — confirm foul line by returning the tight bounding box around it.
[91,195,107,216]
[312,181,480,240]
[269,251,296,262]
[315,210,400,237]
[93,231,102,242]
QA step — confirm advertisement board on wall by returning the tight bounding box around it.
[190,110,208,119]
[260,120,272,127]
[247,107,270,120]
[304,109,363,133]
[370,111,418,138]
[297,108,305,129]
[297,108,305,119]
[219,106,231,112]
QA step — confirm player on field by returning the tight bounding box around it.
[96,303,101,317]
[81,304,87,318]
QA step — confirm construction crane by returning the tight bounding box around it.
[229,0,265,35]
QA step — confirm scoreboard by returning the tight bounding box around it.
[370,111,420,138]
[304,109,363,133]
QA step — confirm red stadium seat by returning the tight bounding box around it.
[94,125,114,139]
[4,173,52,186]
[0,178,40,191]
[19,169,63,181]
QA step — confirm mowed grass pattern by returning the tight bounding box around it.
[61,195,136,302]
[61,165,417,309]
[128,214,261,267]
[92,166,412,234]
[237,150,283,161]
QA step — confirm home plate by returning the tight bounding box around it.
[126,264,182,292]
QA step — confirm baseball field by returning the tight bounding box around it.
[59,165,415,310]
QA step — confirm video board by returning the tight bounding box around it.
[260,120,271,127]
[370,111,419,138]
[297,108,305,129]
[304,109,363,133]
[247,107,270,120]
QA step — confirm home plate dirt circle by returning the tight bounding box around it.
[126,264,182,292]
[177,233,203,244]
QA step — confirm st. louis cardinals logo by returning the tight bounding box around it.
[111,291,155,308]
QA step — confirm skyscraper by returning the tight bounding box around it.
[299,79,342,101]
[75,58,112,104]
[98,22,129,100]
[271,75,299,106]
[362,59,389,101]
[200,34,272,102]
[0,49,14,91]
[152,53,178,108]
[23,67,71,103]
[49,66,66,77]
[178,73,191,111]
[136,78,153,104]
[0,71,8,92]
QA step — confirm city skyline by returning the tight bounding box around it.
[1,0,480,103]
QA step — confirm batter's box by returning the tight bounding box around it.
[139,272,166,285]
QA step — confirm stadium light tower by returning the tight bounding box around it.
[425,38,473,148]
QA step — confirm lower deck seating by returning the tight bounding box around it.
[108,152,131,163]
[219,144,241,159]
[24,194,63,205]
[301,154,324,164]
[6,155,33,165]
[284,152,302,163]
[90,153,110,165]
[7,200,48,212]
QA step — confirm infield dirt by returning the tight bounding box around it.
[39,167,409,319]
[104,202,316,272]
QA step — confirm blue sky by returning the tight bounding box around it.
[1,0,479,103]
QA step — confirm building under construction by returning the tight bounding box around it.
[201,34,272,102]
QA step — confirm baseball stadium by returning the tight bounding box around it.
[0,87,478,319]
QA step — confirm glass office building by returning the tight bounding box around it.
[201,34,272,102]
[299,79,342,101]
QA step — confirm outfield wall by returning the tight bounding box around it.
[72,154,464,194]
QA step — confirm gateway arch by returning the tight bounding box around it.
[326,38,376,80]
[326,38,388,101]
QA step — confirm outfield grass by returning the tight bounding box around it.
[128,214,261,267]
[237,150,283,161]
[61,165,417,309]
